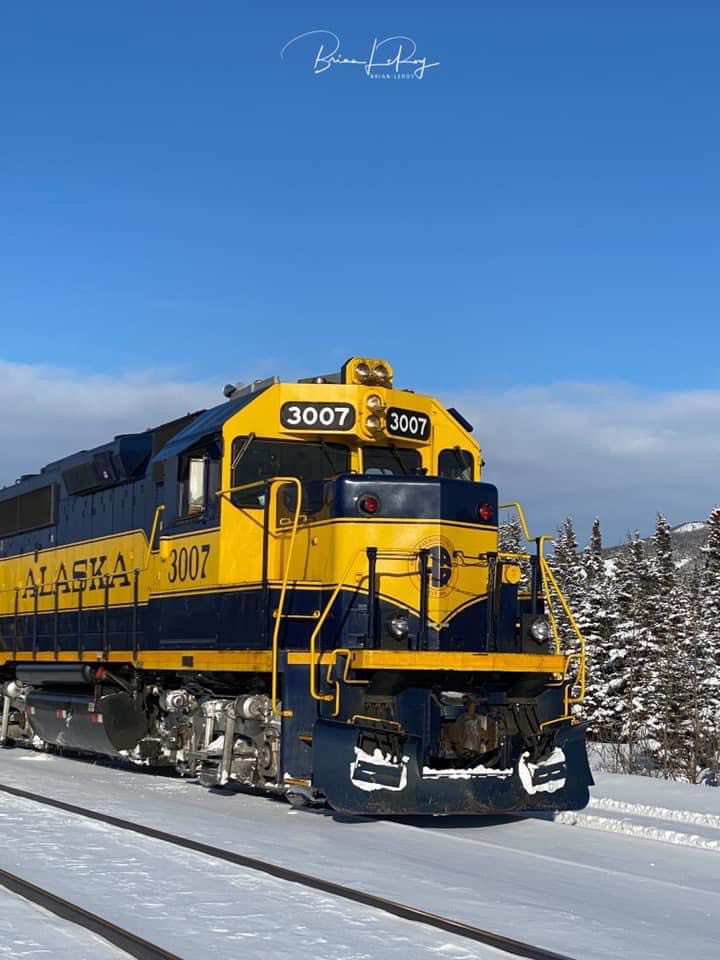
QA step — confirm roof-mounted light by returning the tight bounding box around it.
[355,361,371,382]
[341,357,394,388]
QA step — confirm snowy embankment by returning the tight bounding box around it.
[0,749,718,960]
[554,769,720,852]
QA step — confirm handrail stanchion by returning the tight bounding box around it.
[366,547,377,648]
[418,549,430,651]
[269,478,302,717]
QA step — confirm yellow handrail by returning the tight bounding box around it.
[499,501,533,542]
[143,505,166,569]
[325,647,370,717]
[500,502,586,717]
[269,478,303,718]
[217,475,303,717]
[308,548,365,703]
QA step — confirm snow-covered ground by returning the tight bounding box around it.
[559,768,720,850]
[0,748,718,960]
[0,885,127,959]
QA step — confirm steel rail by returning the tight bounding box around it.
[0,781,575,960]
[0,864,181,960]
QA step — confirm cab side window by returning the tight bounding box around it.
[178,454,207,517]
[439,448,474,481]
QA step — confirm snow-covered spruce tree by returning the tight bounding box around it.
[698,506,720,773]
[607,533,655,765]
[646,514,687,777]
[585,518,604,582]
[498,515,529,589]
[498,515,523,554]
[682,563,706,781]
[578,519,615,736]
[550,517,584,649]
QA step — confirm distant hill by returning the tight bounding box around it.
[603,521,708,577]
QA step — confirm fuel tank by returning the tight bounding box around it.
[26,689,149,755]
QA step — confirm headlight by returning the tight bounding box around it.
[373,363,390,383]
[387,614,409,639]
[529,617,552,643]
[355,362,371,382]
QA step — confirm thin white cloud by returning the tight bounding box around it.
[0,361,715,547]
[445,382,720,545]
[0,360,221,485]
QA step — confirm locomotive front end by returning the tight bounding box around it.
[247,357,593,815]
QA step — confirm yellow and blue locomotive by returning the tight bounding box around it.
[0,357,591,814]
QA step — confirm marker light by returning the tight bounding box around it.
[366,393,383,410]
[366,414,383,432]
[358,493,380,515]
[478,503,494,522]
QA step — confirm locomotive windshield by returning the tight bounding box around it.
[231,437,349,507]
[363,446,422,476]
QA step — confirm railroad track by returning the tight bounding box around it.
[0,781,575,960]
[0,864,181,960]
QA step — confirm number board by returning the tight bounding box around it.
[280,402,356,431]
[386,407,431,441]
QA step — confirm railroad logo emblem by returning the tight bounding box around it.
[409,536,456,596]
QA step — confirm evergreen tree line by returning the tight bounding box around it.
[500,508,720,782]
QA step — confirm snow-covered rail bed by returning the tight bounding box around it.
[0,864,180,960]
[550,770,720,851]
[554,800,720,850]
[1,750,718,959]
[0,883,129,960]
[0,780,569,960]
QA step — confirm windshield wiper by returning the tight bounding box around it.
[451,445,468,476]
[388,443,409,473]
[231,432,255,472]
[319,439,346,478]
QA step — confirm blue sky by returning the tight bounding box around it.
[1,2,719,542]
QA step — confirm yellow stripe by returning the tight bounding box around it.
[4,648,564,674]
[3,650,273,672]
[287,650,567,673]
